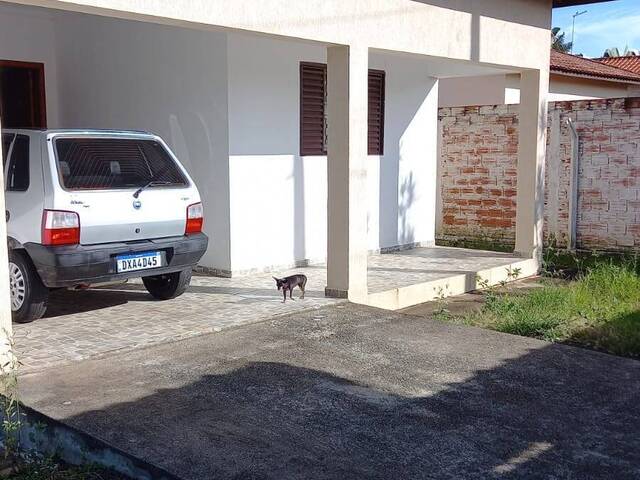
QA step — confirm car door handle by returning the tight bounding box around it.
[5,211,9,222]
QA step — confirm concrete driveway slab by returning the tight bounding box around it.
[19,304,640,480]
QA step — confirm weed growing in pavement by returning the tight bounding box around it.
[432,285,451,321]
[0,331,21,468]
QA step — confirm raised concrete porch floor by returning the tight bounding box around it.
[365,246,538,310]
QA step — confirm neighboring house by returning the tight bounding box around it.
[597,55,640,75]
[0,0,606,337]
[440,50,640,107]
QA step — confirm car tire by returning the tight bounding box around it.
[142,268,192,300]
[9,250,49,324]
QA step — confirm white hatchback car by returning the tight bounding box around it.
[2,129,208,323]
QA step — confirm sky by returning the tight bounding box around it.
[552,0,640,58]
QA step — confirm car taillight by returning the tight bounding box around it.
[42,210,80,246]
[186,202,203,235]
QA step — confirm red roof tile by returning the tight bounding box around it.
[550,50,640,83]
[596,56,640,75]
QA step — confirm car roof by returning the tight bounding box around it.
[2,128,155,137]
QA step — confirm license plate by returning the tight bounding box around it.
[116,251,162,273]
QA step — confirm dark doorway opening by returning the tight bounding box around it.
[0,60,47,129]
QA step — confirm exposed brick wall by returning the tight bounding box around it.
[439,105,519,246]
[438,97,640,251]
[555,98,640,250]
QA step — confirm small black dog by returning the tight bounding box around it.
[273,274,307,303]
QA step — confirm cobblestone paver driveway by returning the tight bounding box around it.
[15,266,340,373]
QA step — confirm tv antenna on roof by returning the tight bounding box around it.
[571,10,588,54]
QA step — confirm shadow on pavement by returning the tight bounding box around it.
[44,288,151,318]
[60,346,640,479]
[43,283,327,318]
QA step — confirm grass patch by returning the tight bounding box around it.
[6,456,125,479]
[542,245,640,278]
[453,260,640,358]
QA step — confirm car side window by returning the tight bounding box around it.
[1,134,12,166]
[3,135,29,192]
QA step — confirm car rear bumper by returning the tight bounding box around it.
[24,233,208,288]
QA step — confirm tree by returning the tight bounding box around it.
[602,46,639,58]
[551,27,573,53]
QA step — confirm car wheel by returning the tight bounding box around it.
[142,268,192,300]
[9,251,48,323]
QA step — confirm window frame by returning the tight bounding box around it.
[2,133,30,192]
[0,59,47,129]
[367,69,386,156]
[52,136,189,193]
[299,62,386,156]
[299,62,328,156]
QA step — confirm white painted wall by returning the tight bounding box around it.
[227,34,439,273]
[504,73,522,104]
[440,72,640,107]
[439,74,508,107]
[227,34,328,272]
[53,12,232,271]
[0,5,442,275]
[0,4,61,127]
[370,52,439,253]
[547,74,639,102]
[14,0,552,72]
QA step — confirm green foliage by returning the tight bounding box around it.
[432,285,451,322]
[542,244,640,279]
[462,260,640,358]
[474,267,522,307]
[1,332,22,466]
[8,455,117,479]
[551,27,573,53]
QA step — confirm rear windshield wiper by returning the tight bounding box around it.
[132,160,174,198]
[133,180,172,198]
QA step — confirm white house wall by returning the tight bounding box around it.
[17,0,552,71]
[227,34,328,273]
[0,4,61,126]
[547,74,639,102]
[370,52,439,253]
[0,5,457,275]
[439,74,508,107]
[227,34,439,273]
[440,72,639,107]
[0,0,557,336]
[52,12,232,271]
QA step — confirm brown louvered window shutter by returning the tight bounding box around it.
[368,69,385,155]
[300,62,327,156]
[300,63,385,156]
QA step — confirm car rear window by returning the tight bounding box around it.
[54,137,188,191]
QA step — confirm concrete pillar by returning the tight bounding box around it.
[0,114,14,369]
[515,68,549,260]
[325,44,369,303]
